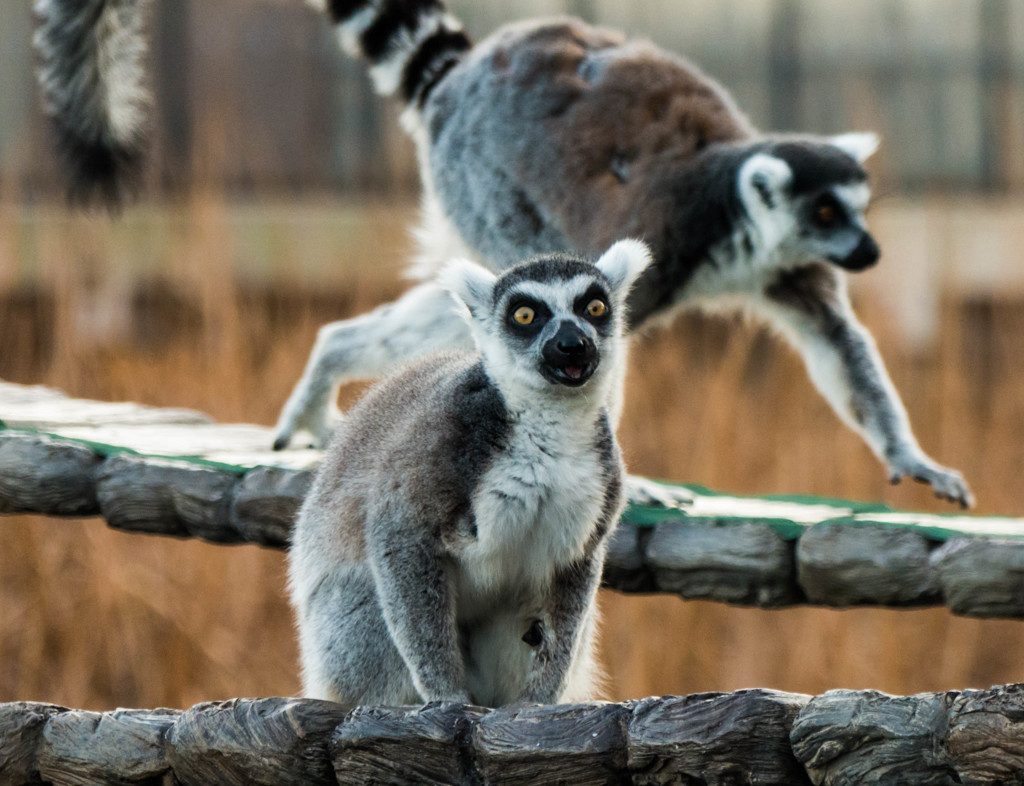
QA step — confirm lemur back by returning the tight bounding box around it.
[289,240,651,708]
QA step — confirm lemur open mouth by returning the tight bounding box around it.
[542,360,598,387]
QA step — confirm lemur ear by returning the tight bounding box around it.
[739,153,793,212]
[830,132,880,164]
[595,239,653,294]
[438,258,497,319]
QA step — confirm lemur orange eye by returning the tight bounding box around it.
[513,306,535,325]
[816,204,836,225]
[586,299,608,318]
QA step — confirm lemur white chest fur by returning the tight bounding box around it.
[681,236,784,304]
[457,406,607,607]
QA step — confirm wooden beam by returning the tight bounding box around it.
[3,686,1022,785]
[4,381,1024,617]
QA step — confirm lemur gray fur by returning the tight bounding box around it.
[289,240,650,707]
[34,0,972,507]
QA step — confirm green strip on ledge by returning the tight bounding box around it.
[619,480,1024,542]
[0,425,250,475]
[621,506,810,541]
[3,423,1023,542]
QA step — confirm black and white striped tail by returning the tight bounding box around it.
[319,0,472,107]
[34,0,152,209]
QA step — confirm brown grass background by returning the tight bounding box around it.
[1,194,1022,711]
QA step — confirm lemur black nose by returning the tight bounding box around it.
[557,334,587,355]
[546,322,596,362]
[836,232,880,272]
[542,321,599,386]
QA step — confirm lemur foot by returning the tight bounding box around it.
[888,454,973,509]
[271,408,342,452]
[626,475,695,509]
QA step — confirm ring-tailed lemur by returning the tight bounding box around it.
[34,1,972,508]
[289,240,650,707]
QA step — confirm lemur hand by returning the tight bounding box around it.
[888,451,973,509]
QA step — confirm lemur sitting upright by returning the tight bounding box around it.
[34,0,972,507]
[289,240,650,707]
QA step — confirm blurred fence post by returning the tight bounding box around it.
[978,0,1013,193]
[767,0,802,133]
[152,0,193,194]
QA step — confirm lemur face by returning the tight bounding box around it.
[501,273,610,387]
[737,133,880,273]
[440,240,652,398]
[790,178,878,272]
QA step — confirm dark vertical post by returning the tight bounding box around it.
[152,0,193,195]
[978,0,1011,193]
[566,0,598,24]
[0,4,34,193]
[767,0,803,132]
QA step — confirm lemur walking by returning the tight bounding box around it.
[34,0,972,507]
[289,241,649,707]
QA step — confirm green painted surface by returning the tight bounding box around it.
[4,420,1022,541]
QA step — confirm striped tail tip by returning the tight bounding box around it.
[34,0,152,210]
[321,0,471,106]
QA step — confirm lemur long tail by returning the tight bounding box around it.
[318,0,472,106]
[34,0,152,208]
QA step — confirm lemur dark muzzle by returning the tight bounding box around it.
[541,322,599,387]
[834,233,880,272]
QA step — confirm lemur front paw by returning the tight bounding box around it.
[888,454,974,509]
[626,475,695,509]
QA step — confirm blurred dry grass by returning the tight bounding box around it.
[1,195,1023,710]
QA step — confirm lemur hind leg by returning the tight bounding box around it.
[625,476,694,509]
[273,282,473,450]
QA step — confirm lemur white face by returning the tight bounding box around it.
[440,240,651,401]
[738,134,881,273]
